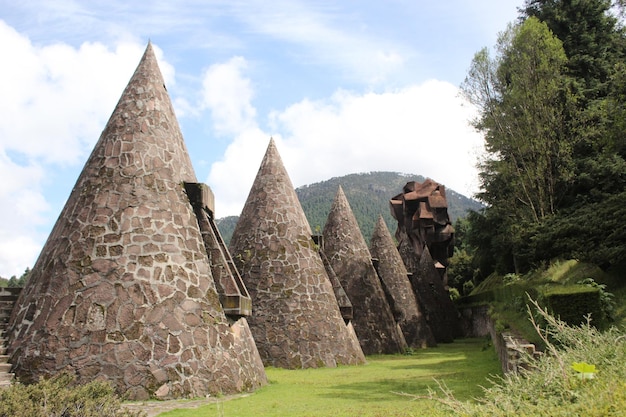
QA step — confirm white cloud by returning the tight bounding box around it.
[230,0,411,86]
[0,21,146,164]
[208,126,274,217]
[0,1,501,275]
[0,20,177,277]
[274,81,483,196]
[0,150,48,278]
[202,57,271,216]
[206,62,484,218]
[201,56,257,136]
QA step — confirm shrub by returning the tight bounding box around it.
[412,299,626,416]
[448,287,460,301]
[542,284,603,327]
[578,277,616,322]
[0,373,145,417]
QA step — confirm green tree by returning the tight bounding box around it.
[463,18,575,223]
[516,0,626,271]
[522,0,625,103]
[462,18,577,273]
[8,267,31,287]
[521,0,626,205]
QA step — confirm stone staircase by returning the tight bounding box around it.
[0,287,21,387]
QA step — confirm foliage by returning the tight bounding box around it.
[0,373,144,417]
[461,1,626,275]
[0,268,31,288]
[542,284,604,328]
[462,209,506,279]
[530,190,626,270]
[448,287,461,301]
[577,277,616,322]
[297,172,480,241]
[462,17,575,224]
[460,259,621,344]
[522,0,625,103]
[416,301,626,416]
[571,361,597,379]
[447,249,476,294]
[215,216,239,247]
[159,339,500,417]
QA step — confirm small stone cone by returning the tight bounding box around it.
[408,244,462,343]
[229,139,365,368]
[6,43,266,399]
[370,215,436,348]
[322,187,407,355]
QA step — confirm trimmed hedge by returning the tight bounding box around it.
[543,285,603,326]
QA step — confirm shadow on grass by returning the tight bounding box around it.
[318,372,464,403]
[318,340,499,404]
[318,355,477,402]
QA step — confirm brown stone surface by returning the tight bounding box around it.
[6,43,266,399]
[404,242,462,343]
[229,139,365,369]
[322,187,407,355]
[370,216,436,348]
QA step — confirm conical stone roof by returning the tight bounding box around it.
[322,187,407,355]
[370,215,436,348]
[229,139,365,368]
[6,43,266,400]
[405,242,462,343]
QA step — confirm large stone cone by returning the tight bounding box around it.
[369,215,436,348]
[229,139,365,369]
[322,187,407,355]
[6,43,266,400]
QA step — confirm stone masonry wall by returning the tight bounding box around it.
[6,43,266,400]
[230,139,365,369]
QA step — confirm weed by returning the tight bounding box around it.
[418,299,626,416]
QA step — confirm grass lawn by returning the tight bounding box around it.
[157,338,500,417]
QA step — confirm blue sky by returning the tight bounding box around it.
[0,0,520,277]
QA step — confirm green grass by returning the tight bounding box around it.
[157,338,500,417]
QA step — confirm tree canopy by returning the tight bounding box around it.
[460,0,626,277]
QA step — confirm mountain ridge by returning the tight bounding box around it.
[217,171,483,245]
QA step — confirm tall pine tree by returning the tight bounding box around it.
[463,1,626,274]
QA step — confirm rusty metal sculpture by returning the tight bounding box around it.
[389,179,460,343]
[390,179,455,275]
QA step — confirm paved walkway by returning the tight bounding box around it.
[122,393,251,416]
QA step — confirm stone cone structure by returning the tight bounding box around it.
[403,241,462,343]
[229,139,365,369]
[370,215,436,348]
[322,187,407,355]
[6,43,267,399]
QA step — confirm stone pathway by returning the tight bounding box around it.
[122,393,251,416]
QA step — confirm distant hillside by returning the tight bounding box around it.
[217,172,484,246]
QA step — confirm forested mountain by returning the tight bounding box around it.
[217,171,483,246]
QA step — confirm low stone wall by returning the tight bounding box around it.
[459,304,540,374]
[488,320,541,374]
